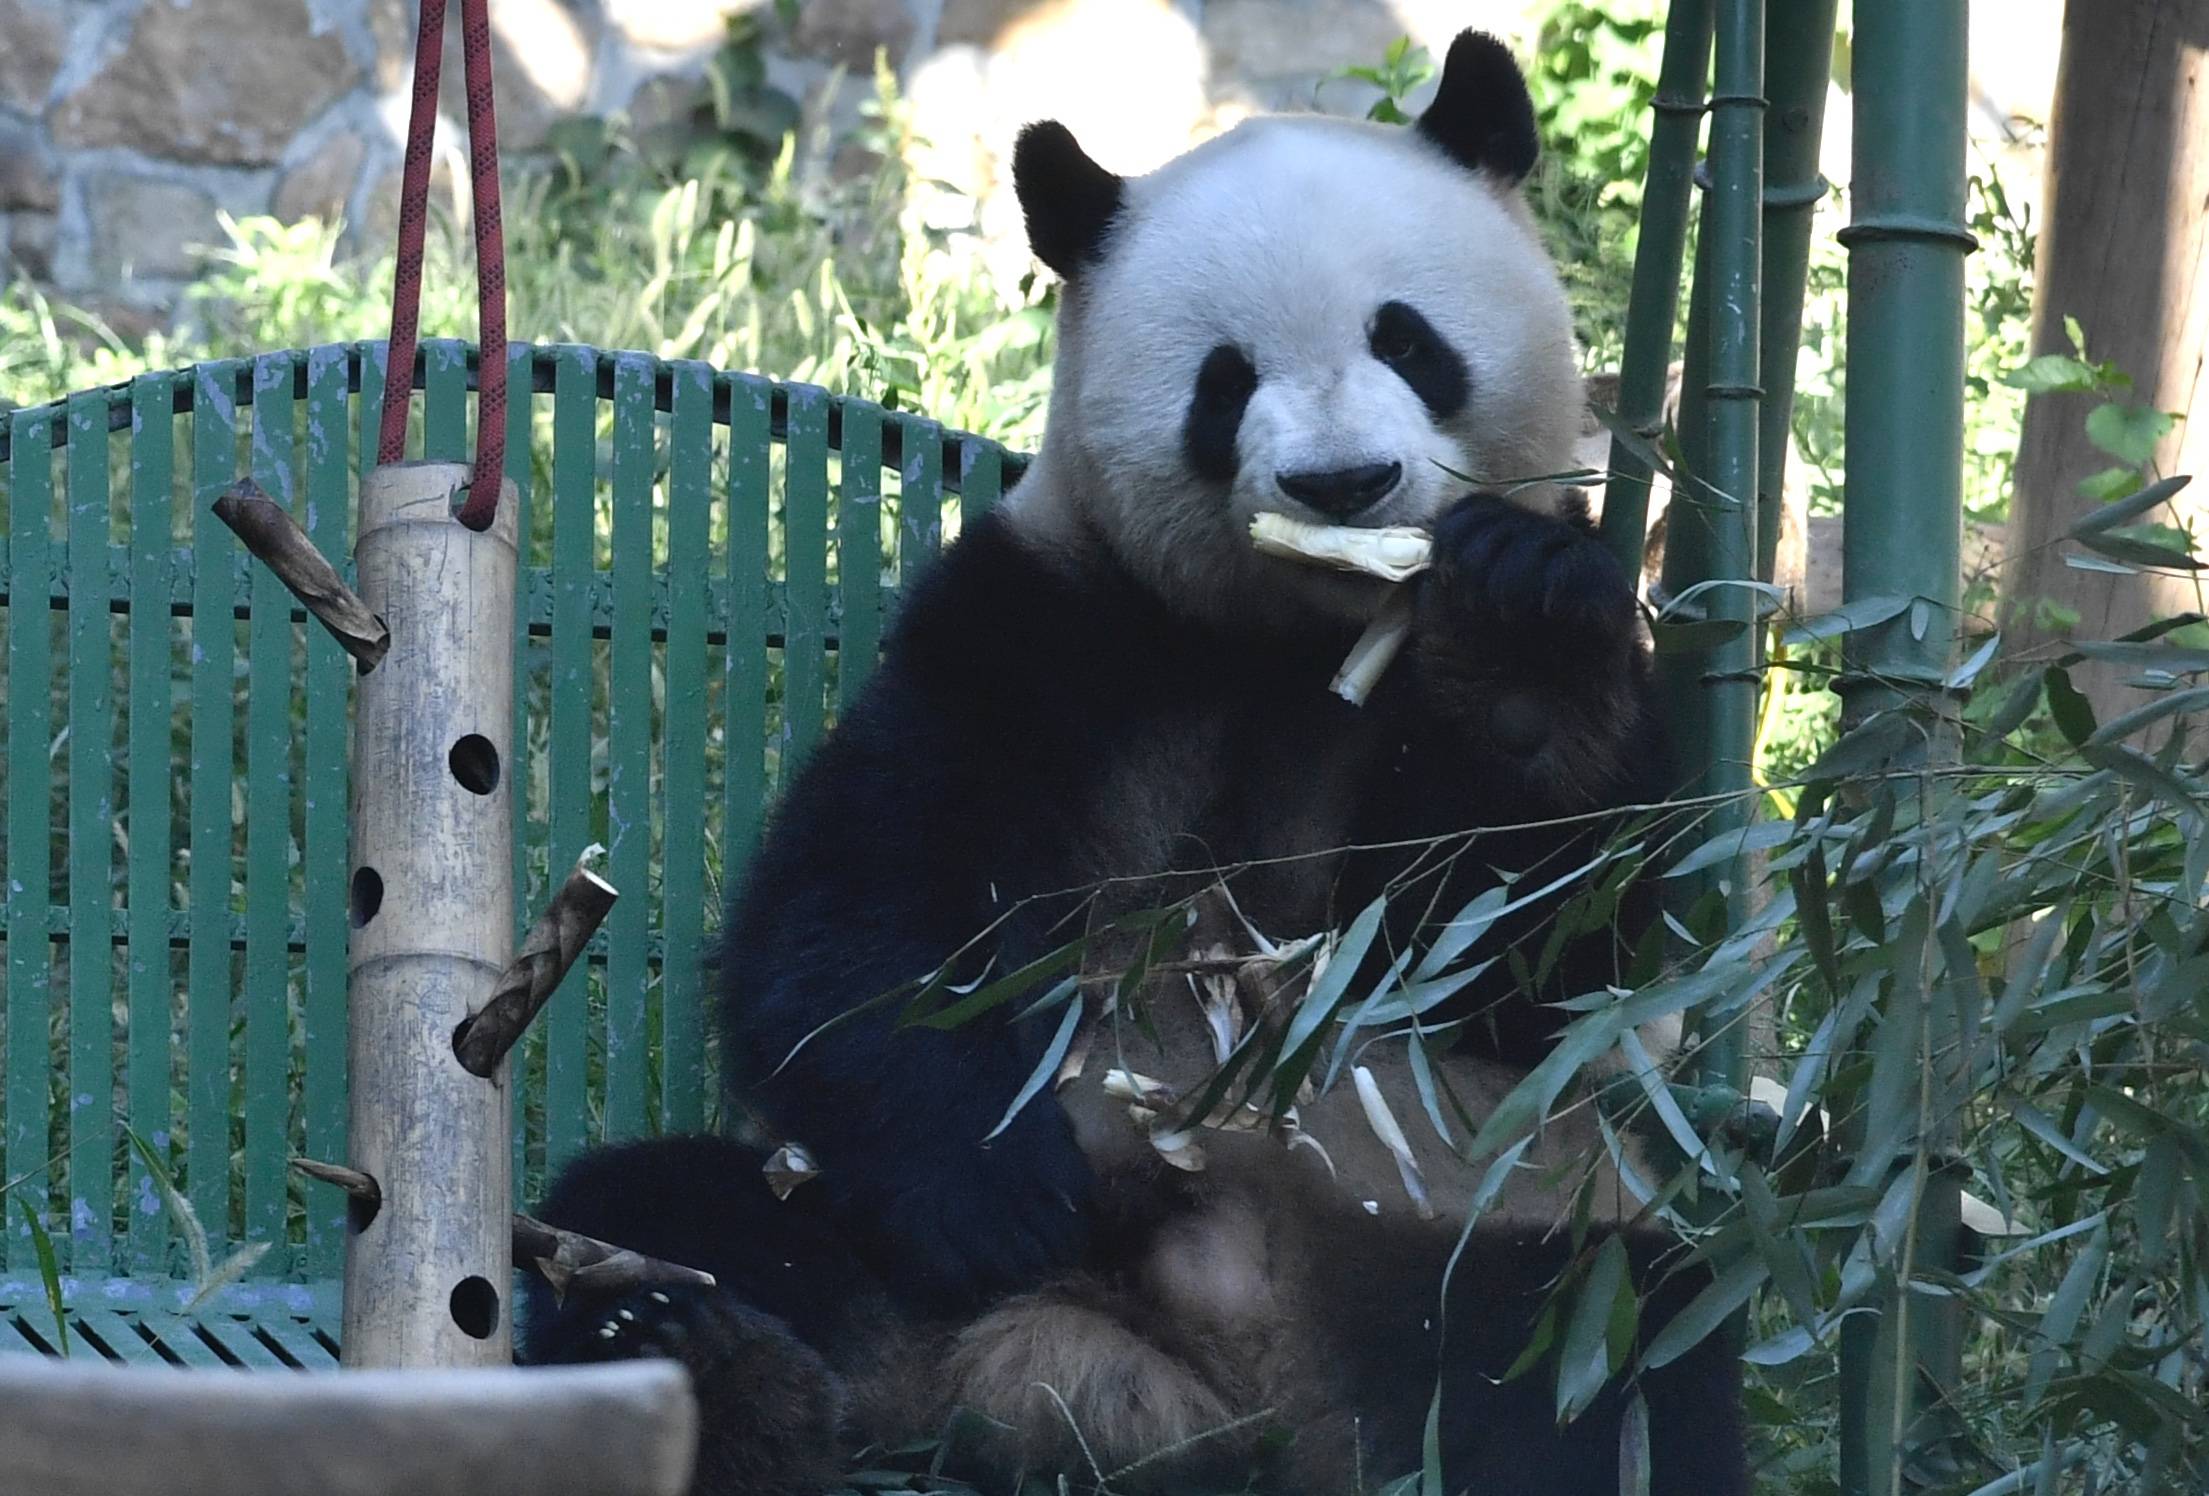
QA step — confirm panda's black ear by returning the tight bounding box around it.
[1013,121,1126,278]
[1416,30,1539,184]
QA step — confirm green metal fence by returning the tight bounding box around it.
[0,340,1018,1364]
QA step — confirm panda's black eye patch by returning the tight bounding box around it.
[1183,344,1258,485]
[1370,301,1469,420]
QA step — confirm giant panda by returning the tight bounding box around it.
[522,29,1747,1496]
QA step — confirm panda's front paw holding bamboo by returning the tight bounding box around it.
[1412,493,1644,783]
[1422,492,1637,647]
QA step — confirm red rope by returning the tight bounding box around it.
[375,0,509,531]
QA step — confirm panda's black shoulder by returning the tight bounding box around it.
[880,507,1177,703]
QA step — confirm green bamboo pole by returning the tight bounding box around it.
[1656,0,1765,1092]
[1600,0,1715,576]
[1754,0,1841,589]
[1834,2,1971,1492]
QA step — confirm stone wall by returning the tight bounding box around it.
[0,0,1553,313]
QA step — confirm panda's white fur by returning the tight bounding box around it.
[1010,113,1587,630]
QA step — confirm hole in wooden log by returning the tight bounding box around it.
[450,1275,500,1340]
[349,1191,380,1235]
[450,734,500,795]
[349,868,383,927]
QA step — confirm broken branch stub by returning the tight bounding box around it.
[511,1214,718,1304]
[293,1161,715,1304]
[212,477,391,670]
[453,845,619,1078]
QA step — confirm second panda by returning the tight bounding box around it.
[524,29,1746,1496]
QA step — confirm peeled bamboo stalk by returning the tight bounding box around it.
[1250,513,1433,705]
[343,461,519,1369]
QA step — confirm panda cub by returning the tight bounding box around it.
[524,29,1745,1496]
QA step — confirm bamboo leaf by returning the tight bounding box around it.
[2072,530,2202,571]
[1664,820,1793,881]
[2045,668,2097,747]
[1803,710,1918,783]
[1617,1392,1651,1496]
[1780,593,1912,647]
[981,996,1084,1142]
[2134,1135,2181,1271]
[15,1197,67,1357]
[2024,1223,2107,1405]
[2068,640,2209,673]
[2086,685,2209,746]
[2066,475,2192,537]
[1556,1234,1630,1424]
[1946,631,2002,690]
[1276,895,1386,1065]
[1649,617,1750,655]
[1641,1253,1766,1370]
[2078,742,2201,811]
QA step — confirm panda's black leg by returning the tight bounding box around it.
[529,1284,847,1496]
[518,1133,902,1496]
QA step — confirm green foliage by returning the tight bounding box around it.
[1333,35,1438,125]
[3,29,1053,450]
[1522,1,1670,368]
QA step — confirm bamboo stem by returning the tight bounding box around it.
[211,478,391,670]
[1656,0,1766,1093]
[1599,0,1715,576]
[1835,2,1970,1491]
[453,845,619,1078]
[343,460,519,1370]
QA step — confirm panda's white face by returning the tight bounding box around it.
[1004,39,1584,626]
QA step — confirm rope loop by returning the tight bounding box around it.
[375,0,509,531]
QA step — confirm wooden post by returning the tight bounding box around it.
[343,460,520,1368]
[0,1358,697,1496]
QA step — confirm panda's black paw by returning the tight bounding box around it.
[563,1287,848,1496]
[1423,493,1637,648]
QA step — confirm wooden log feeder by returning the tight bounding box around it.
[343,459,522,1368]
[0,1357,697,1496]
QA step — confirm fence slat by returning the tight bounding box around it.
[186,361,244,1251]
[659,363,712,1133]
[125,374,178,1277]
[961,438,1001,524]
[545,348,597,1175]
[603,355,655,1142]
[782,386,830,768]
[242,354,300,1271]
[896,413,944,612]
[423,341,468,463]
[300,346,353,1277]
[5,408,57,1271]
[837,403,883,709]
[723,375,772,880]
[66,391,116,1273]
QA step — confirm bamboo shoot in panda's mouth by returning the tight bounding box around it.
[1249,513,1433,707]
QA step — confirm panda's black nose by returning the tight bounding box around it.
[1276,462,1402,518]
